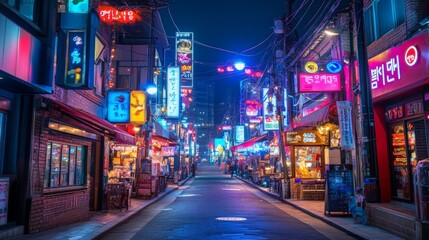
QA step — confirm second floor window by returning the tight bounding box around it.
[364,0,405,45]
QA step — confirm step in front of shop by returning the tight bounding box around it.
[0,225,24,239]
[367,204,415,239]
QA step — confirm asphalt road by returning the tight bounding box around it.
[98,165,356,240]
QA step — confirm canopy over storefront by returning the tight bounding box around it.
[230,134,268,153]
[292,103,337,128]
[47,97,135,145]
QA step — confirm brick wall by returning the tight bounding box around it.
[28,107,93,233]
[366,0,429,58]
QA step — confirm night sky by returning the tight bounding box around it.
[159,0,286,84]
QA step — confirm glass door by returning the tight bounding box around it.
[389,124,411,200]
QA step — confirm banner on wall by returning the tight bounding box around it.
[176,32,194,88]
[337,101,355,150]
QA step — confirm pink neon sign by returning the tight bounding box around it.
[299,73,341,92]
[368,30,429,101]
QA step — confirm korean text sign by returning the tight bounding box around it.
[337,101,355,150]
[368,31,429,101]
[299,73,341,92]
[167,67,180,118]
[107,91,130,122]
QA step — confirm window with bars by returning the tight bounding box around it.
[44,142,86,188]
[363,0,405,45]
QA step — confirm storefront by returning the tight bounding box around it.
[230,134,270,184]
[285,129,329,200]
[30,97,135,231]
[368,30,429,203]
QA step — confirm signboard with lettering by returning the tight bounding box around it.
[285,130,328,146]
[299,73,341,92]
[97,6,141,24]
[107,91,130,122]
[176,32,194,88]
[235,125,245,143]
[65,31,86,87]
[262,88,279,130]
[167,67,180,118]
[385,98,423,122]
[368,30,429,101]
[337,101,355,150]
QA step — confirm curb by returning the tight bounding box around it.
[91,180,189,239]
[236,176,366,240]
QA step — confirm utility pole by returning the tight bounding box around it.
[274,13,290,199]
[353,0,379,202]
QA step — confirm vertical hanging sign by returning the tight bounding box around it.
[337,101,355,150]
[176,32,194,88]
[262,88,279,130]
[65,31,86,87]
[130,91,146,123]
[167,67,180,118]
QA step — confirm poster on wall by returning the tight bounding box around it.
[0,178,9,226]
[176,32,194,88]
[337,101,355,150]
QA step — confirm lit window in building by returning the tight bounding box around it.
[44,142,86,188]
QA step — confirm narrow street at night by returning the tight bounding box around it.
[98,165,356,240]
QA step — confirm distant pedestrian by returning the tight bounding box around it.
[191,162,196,177]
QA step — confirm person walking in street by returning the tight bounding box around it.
[191,162,196,177]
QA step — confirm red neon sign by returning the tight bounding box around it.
[98,6,141,24]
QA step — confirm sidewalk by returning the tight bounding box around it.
[8,176,192,240]
[237,176,405,240]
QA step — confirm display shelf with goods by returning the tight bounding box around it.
[295,146,322,179]
[390,124,411,200]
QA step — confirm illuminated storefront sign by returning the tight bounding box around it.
[304,61,318,73]
[262,88,279,130]
[368,30,429,101]
[107,91,130,122]
[245,100,261,116]
[326,61,342,73]
[299,73,341,92]
[167,67,180,118]
[285,130,328,146]
[68,0,89,13]
[176,32,194,88]
[65,31,86,87]
[97,6,141,24]
[130,91,146,123]
[236,125,245,143]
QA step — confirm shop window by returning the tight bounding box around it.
[295,146,322,179]
[364,0,405,45]
[44,142,86,188]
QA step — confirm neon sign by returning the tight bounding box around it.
[176,32,194,88]
[167,67,180,118]
[98,6,141,24]
[65,31,86,87]
[299,73,341,92]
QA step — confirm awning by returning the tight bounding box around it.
[230,134,268,152]
[47,98,135,145]
[292,103,335,128]
[152,135,177,146]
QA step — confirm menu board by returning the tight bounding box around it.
[325,164,354,215]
